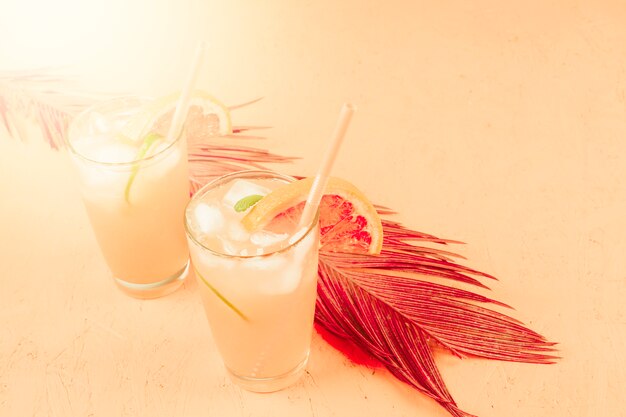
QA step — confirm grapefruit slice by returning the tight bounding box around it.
[119,91,232,142]
[241,177,383,255]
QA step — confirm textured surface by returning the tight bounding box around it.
[1,1,626,416]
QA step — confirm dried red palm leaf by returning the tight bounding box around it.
[315,221,557,416]
[316,262,476,417]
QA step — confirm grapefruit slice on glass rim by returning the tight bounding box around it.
[119,90,232,142]
[242,177,383,255]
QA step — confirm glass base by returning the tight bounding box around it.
[113,260,189,299]
[226,352,309,393]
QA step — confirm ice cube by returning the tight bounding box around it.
[138,142,182,182]
[240,248,250,256]
[250,231,289,248]
[245,253,287,271]
[291,227,318,265]
[218,238,240,257]
[227,221,251,242]
[151,141,176,158]
[71,136,100,157]
[71,147,129,191]
[92,142,137,164]
[288,227,309,245]
[88,112,110,134]
[256,263,301,295]
[277,265,302,293]
[222,180,271,209]
[193,249,236,271]
[72,136,136,164]
[194,203,225,235]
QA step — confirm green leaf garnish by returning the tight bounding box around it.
[234,194,263,212]
[124,132,162,203]
[193,265,249,321]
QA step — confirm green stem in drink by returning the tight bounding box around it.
[124,132,162,203]
[193,265,249,322]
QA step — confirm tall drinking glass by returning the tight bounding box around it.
[67,97,190,298]
[185,170,320,392]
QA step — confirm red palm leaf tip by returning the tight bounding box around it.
[315,269,476,417]
[315,210,556,417]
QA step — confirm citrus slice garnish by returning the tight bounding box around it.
[119,90,232,142]
[241,177,383,255]
[193,265,248,321]
[124,132,162,203]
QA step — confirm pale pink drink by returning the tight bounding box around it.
[67,97,190,298]
[185,170,319,392]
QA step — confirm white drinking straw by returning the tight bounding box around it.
[165,41,206,142]
[297,103,356,230]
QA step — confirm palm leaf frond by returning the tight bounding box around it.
[188,140,297,193]
[315,222,557,416]
[0,70,103,148]
[316,260,475,417]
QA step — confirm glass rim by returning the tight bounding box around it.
[65,95,184,167]
[184,169,320,259]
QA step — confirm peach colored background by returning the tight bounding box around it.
[1,1,625,416]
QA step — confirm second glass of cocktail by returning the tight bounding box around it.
[67,97,190,298]
[185,170,320,392]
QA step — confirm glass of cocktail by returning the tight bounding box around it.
[67,97,190,298]
[185,170,320,392]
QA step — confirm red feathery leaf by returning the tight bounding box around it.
[316,259,476,417]
[314,227,557,416]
